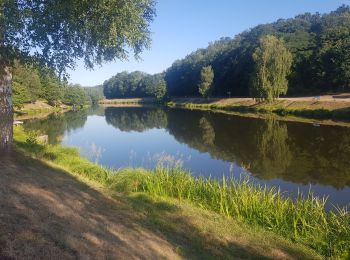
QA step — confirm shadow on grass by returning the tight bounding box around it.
[0,152,315,259]
[123,194,272,259]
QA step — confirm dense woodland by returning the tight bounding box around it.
[12,62,104,109]
[103,71,166,100]
[103,6,350,99]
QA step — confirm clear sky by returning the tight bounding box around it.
[68,0,350,86]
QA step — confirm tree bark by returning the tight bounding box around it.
[0,66,13,152]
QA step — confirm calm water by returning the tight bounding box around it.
[23,106,350,207]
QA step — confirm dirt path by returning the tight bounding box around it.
[0,152,321,259]
[280,93,350,102]
[0,153,180,259]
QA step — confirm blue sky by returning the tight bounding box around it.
[68,0,350,86]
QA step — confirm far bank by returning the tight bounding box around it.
[166,94,350,121]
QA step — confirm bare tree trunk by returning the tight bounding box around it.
[0,66,13,152]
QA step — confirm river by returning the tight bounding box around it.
[23,106,350,207]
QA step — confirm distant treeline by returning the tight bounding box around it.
[12,62,104,109]
[103,6,350,99]
[103,71,166,100]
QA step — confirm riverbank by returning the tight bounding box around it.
[99,98,157,106]
[6,126,349,259]
[14,101,71,121]
[167,95,350,121]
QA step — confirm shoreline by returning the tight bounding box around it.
[11,126,350,258]
[166,97,350,127]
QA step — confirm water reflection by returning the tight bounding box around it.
[105,107,167,132]
[254,117,292,178]
[23,106,350,202]
[23,110,88,144]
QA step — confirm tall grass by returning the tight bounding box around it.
[140,168,349,258]
[14,126,350,258]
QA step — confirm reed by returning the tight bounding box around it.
[138,167,349,258]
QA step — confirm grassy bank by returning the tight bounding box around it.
[14,127,350,258]
[14,101,72,120]
[99,98,157,105]
[167,98,350,121]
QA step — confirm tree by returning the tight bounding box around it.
[63,84,87,107]
[0,0,156,150]
[103,72,167,100]
[13,62,42,103]
[198,65,214,97]
[320,25,350,91]
[153,78,167,101]
[40,73,63,107]
[84,86,104,104]
[250,35,293,102]
[142,74,167,101]
[12,82,31,109]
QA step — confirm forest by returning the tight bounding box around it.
[12,62,104,109]
[103,71,166,100]
[103,5,350,99]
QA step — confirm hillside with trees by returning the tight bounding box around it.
[165,5,350,97]
[103,6,350,99]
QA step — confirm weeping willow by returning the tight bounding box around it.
[251,35,293,102]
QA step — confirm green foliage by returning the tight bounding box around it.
[25,130,38,146]
[198,65,214,97]
[101,6,350,99]
[12,82,31,109]
[103,71,145,98]
[139,169,349,258]
[12,62,88,108]
[12,62,42,103]
[83,86,105,104]
[320,24,350,91]
[63,84,87,107]
[164,6,350,97]
[1,0,156,74]
[141,74,167,101]
[103,72,167,100]
[251,35,293,102]
[153,79,167,101]
[40,74,63,107]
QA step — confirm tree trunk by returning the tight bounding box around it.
[0,66,13,152]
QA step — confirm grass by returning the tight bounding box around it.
[167,100,350,121]
[14,126,350,259]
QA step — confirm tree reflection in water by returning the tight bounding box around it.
[23,106,350,190]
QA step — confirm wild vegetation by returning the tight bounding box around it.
[13,126,350,258]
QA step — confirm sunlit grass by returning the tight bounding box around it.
[14,126,350,258]
[140,168,349,258]
[167,101,350,120]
